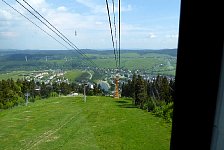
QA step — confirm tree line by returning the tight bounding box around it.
[0,79,103,109]
[0,74,175,123]
[121,74,175,122]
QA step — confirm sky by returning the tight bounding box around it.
[0,0,181,50]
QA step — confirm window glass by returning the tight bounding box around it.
[0,0,180,149]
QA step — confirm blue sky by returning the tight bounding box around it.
[0,0,181,50]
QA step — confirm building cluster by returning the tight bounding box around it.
[21,69,69,85]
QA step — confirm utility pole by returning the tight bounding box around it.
[25,92,30,106]
[58,89,61,97]
[83,84,88,102]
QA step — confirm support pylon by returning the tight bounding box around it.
[114,74,119,99]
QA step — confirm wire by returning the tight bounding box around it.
[2,0,93,68]
[1,0,69,50]
[22,0,80,54]
[111,0,118,67]
[118,0,121,70]
[105,0,118,68]
[14,0,97,68]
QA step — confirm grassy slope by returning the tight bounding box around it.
[0,71,29,80]
[64,70,84,82]
[0,96,171,150]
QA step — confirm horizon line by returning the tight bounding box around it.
[0,48,177,51]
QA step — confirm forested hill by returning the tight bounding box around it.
[0,48,177,57]
[119,49,177,57]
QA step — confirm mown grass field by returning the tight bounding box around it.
[0,71,29,80]
[64,70,85,82]
[0,96,172,150]
[94,56,176,76]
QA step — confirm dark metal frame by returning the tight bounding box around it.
[170,0,223,149]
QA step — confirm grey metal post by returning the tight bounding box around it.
[25,92,30,106]
[83,84,87,102]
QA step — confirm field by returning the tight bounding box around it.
[0,71,29,80]
[93,52,176,76]
[64,70,85,82]
[0,96,171,150]
[0,49,177,76]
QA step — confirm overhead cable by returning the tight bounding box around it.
[23,0,97,67]
[105,0,118,68]
[111,0,118,67]
[118,0,121,70]
[14,0,97,68]
[1,0,69,50]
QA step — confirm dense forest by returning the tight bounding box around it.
[0,78,103,109]
[121,74,175,122]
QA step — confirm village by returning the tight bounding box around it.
[16,67,175,97]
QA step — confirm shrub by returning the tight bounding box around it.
[35,96,41,101]
[152,101,174,123]
[17,97,25,104]
[50,92,59,97]
[29,97,36,102]
[4,101,14,109]
[145,98,156,112]
[0,103,3,109]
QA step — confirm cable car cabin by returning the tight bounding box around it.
[170,0,224,149]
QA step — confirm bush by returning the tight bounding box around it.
[152,101,174,123]
[163,102,173,122]
[4,101,14,109]
[145,98,156,112]
[35,96,41,101]
[0,103,3,109]
[50,92,59,97]
[17,97,25,104]
[29,97,36,102]
[152,106,164,118]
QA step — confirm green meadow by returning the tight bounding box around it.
[0,96,171,150]
[0,71,29,80]
[64,70,84,82]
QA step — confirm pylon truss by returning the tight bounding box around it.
[114,74,119,99]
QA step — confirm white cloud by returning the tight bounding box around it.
[147,32,156,38]
[0,9,13,20]
[0,31,18,38]
[17,0,48,15]
[57,6,67,12]
[0,0,178,49]
[23,0,46,8]
[95,21,103,25]
[46,11,106,31]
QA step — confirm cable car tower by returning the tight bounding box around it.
[114,73,120,99]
